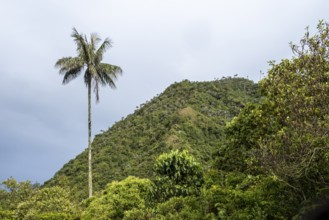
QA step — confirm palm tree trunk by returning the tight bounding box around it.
[88,79,93,198]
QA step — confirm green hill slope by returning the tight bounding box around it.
[45,77,260,199]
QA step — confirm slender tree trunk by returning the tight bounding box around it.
[88,79,93,198]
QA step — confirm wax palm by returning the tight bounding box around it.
[55,28,122,198]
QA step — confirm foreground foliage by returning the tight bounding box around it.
[152,150,204,202]
[82,176,152,220]
[0,178,79,219]
[216,20,329,218]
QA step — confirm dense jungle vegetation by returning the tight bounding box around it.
[1,21,329,219]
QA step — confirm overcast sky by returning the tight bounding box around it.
[1,0,328,184]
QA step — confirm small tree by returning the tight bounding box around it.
[82,176,152,220]
[16,186,78,219]
[221,21,329,205]
[152,150,204,202]
[0,177,37,211]
[259,20,329,185]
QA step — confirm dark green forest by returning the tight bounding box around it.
[1,21,329,219]
[45,76,260,200]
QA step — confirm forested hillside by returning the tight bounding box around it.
[45,77,260,199]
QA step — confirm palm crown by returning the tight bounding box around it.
[55,28,122,101]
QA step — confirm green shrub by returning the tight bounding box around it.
[0,210,15,220]
[16,186,77,220]
[152,150,204,202]
[82,176,152,220]
[156,196,210,220]
[123,208,157,220]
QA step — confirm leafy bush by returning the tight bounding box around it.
[0,177,38,211]
[155,196,209,220]
[82,176,152,220]
[123,208,157,220]
[204,172,300,219]
[16,186,77,220]
[0,210,15,220]
[152,150,204,202]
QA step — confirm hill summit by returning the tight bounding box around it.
[45,77,260,199]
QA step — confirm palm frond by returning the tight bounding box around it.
[90,33,101,50]
[86,33,101,69]
[55,57,84,84]
[55,57,84,73]
[71,28,83,53]
[96,63,123,88]
[95,38,112,65]
[71,27,90,64]
[84,68,92,87]
[62,68,83,84]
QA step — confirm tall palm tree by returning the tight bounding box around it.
[55,28,122,198]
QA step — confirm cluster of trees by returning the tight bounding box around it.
[0,150,320,219]
[215,21,329,218]
[45,76,259,200]
[2,21,329,219]
[0,177,80,219]
[0,151,203,219]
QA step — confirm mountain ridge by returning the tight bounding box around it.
[44,77,260,199]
